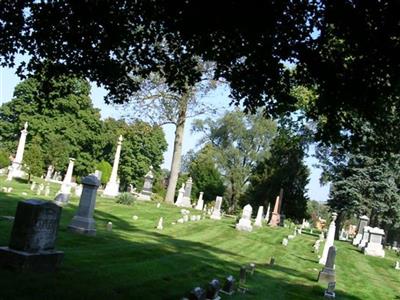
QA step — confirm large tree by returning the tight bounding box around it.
[193,110,276,212]
[1,1,399,149]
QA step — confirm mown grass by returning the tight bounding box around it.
[0,177,399,299]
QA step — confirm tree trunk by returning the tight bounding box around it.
[164,95,189,204]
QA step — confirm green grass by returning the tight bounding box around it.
[0,177,400,299]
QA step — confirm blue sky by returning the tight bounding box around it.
[0,65,330,202]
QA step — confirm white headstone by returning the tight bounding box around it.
[236,204,253,232]
[7,122,28,181]
[156,217,163,230]
[264,203,271,223]
[210,196,222,220]
[254,206,264,227]
[175,183,191,208]
[282,238,288,246]
[107,221,113,231]
[363,227,385,257]
[195,192,204,211]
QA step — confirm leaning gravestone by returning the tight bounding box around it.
[68,175,100,236]
[0,199,64,272]
[318,246,336,283]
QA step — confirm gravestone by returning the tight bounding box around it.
[236,204,253,232]
[74,184,83,197]
[210,196,223,220]
[318,246,336,283]
[319,212,337,265]
[138,167,154,201]
[0,199,63,272]
[188,287,206,300]
[324,282,336,299]
[175,184,191,207]
[363,227,385,257]
[352,215,369,246]
[55,158,75,204]
[206,279,221,300]
[221,275,235,295]
[94,170,102,181]
[194,192,204,211]
[358,226,371,250]
[68,175,100,236]
[253,206,264,227]
[269,195,281,227]
[264,203,271,223]
[103,135,123,197]
[156,217,163,230]
[282,238,288,246]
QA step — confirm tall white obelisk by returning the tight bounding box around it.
[55,158,75,204]
[319,212,338,265]
[103,135,123,197]
[7,122,28,181]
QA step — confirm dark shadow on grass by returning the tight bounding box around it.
[293,255,318,264]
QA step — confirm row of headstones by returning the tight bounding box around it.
[282,226,304,247]
[0,174,101,272]
[182,263,257,300]
[352,215,385,257]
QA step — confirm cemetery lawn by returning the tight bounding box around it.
[1,178,400,299]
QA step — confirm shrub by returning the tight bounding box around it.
[96,160,112,185]
[116,192,136,205]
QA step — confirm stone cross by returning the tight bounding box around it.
[68,175,101,236]
[319,212,337,265]
[0,199,64,271]
[103,135,123,197]
[254,206,264,227]
[210,196,223,220]
[7,122,28,181]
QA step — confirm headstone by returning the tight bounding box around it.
[156,217,163,230]
[318,246,336,283]
[363,227,385,257]
[183,215,189,222]
[324,282,336,299]
[30,181,36,191]
[68,175,101,236]
[45,165,54,181]
[319,212,337,265]
[269,195,281,227]
[36,184,44,196]
[357,226,372,250]
[264,203,271,223]
[352,215,369,246]
[206,279,221,300]
[94,170,102,181]
[239,265,247,285]
[282,238,288,246]
[221,275,235,295]
[182,176,193,202]
[253,206,264,227]
[314,240,321,253]
[74,184,83,197]
[269,257,275,265]
[7,122,28,181]
[103,135,123,197]
[156,203,161,208]
[188,287,206,300]
[175,184,191,207]
[44,185,50,197]
[395,261,400,270]
[138,166,154,201]
[210,196,222,220]
[236,204,253,232]
[0,199,64,272]
[55,158,75,204]
[106,222,113,231]
[393,241,398,250]
[194,192,204,211]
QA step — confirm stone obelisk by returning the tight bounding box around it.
[269,195,281,227]
[55,158,75,204]
[7,122,28,181]
[103,135,123,197]
[319,212,338,265]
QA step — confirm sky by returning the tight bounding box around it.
[0,64,330,202]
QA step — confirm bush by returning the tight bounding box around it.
[116,192,136,205]
[96,160,112,185]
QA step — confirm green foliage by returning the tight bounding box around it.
[245,128,310,222]
[193,109,276,212]
[307,200,330,223]
[115,192,136,206]
[96,160,112,185]
[23,138,45,180]
[186,145,225,202]
[0,149,9,169]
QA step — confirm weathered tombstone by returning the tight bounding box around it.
[138,166,154,201]
[236,204,253,232]
[188,287,206,300]
[357,226,371,250]
[324,282,336,299]
[206,279,221,300]
[7,122,28,181]
[55,158,76,204]
[269,257,275,265]
[30,181,36,191]
[264,203,271,223]
[352,215,369,246]
[0,199,64,271]
[269,195,281,227]
[319,212,337,265]
[156,217,163,230]
[107,221,113,231]
[175,184,190,207]
[210,196,223,220]
[74,184,83,197]
[393,241,398,250]
[363,227,385,257]
[282,238,289,246]
[221,275,235,295]
[44,184,50,197]
[68,175,100,236]
[183,176,193,202]
[239,265,247,285]
[318,246,336,283]
[194,192,204,211]
[253,206,264,227]
[45,165,54,181]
